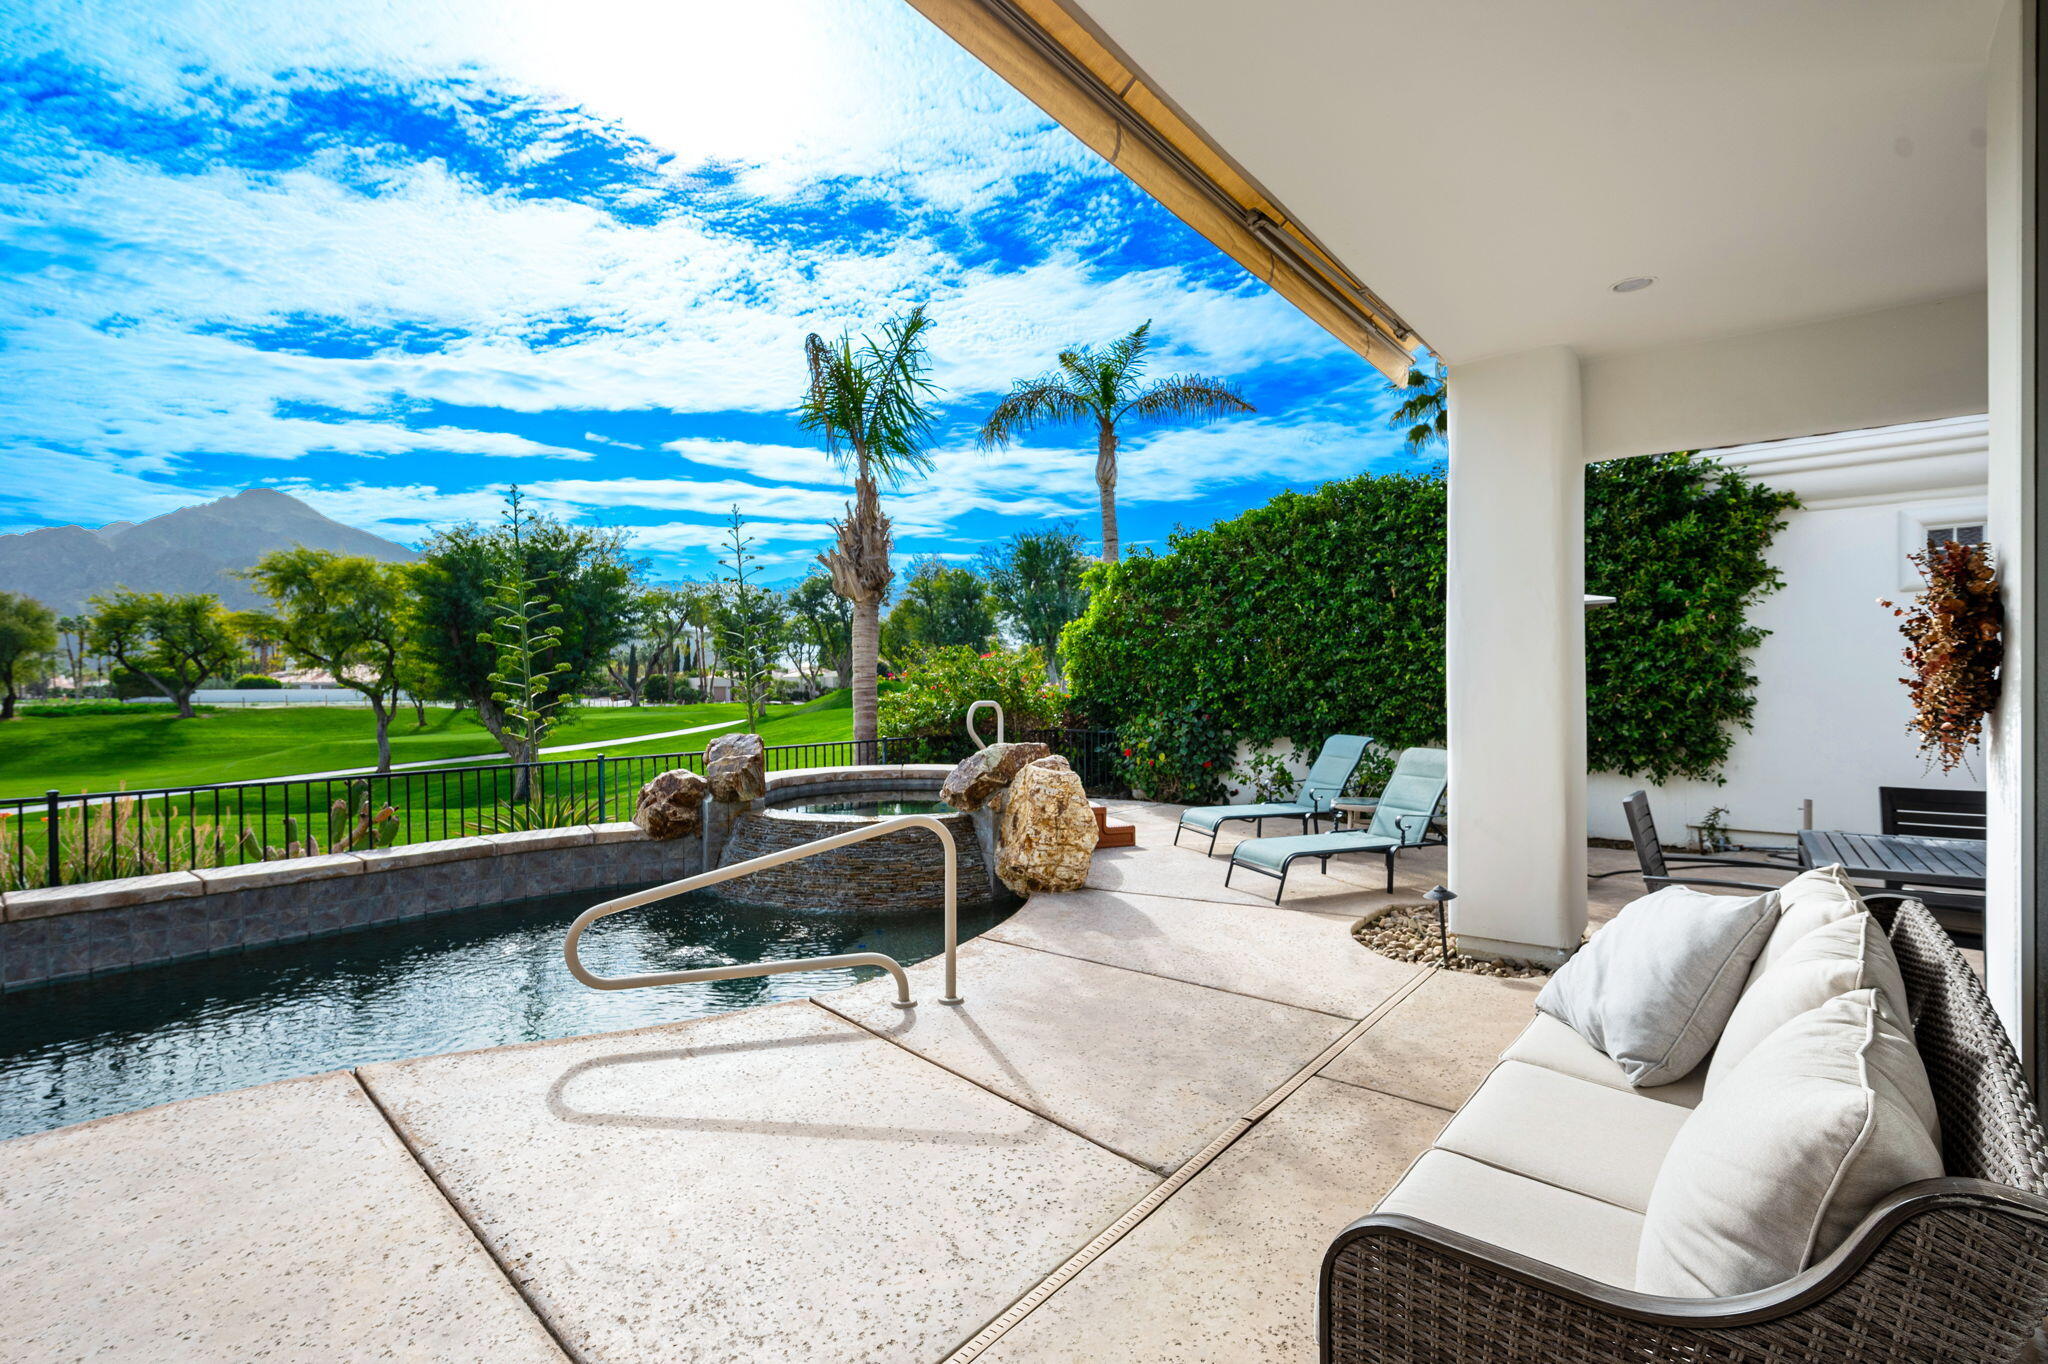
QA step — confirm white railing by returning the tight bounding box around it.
[562,813,963,1007]
[966,699,1005,750]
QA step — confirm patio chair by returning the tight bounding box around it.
[1173,733,1370,856]
[1612,790,1791,893]
[1879,785,1987,948]
[1223,747,1446,903]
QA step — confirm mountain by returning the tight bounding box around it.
[0,488,418,614]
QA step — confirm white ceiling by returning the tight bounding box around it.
[1063,0,2002,365]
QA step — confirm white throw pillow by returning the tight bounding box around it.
[1707,911,1914,1093]
[1636,989,1942,1298]
[1535,885,1779,1087]
[1749,864,1865,977]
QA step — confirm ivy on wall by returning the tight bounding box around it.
[1061,454,1798,786]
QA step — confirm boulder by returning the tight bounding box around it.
[705,732,767,803]
[940,742,1051,811]
[633,769,709,839]
[996,761,1099,895]
[1028,754,1071,772]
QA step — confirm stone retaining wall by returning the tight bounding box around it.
[0,826,701,994]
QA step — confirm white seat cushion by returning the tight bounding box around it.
[1501,1013,1707,1108]
[1636,989,1943,1298]
[1433,1061,1694,1213]
[1707,911,1913,1092]
[1375,1150,1644,1289]
[1536,884,1779,1086]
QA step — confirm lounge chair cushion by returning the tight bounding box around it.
[1745,863,1866,981]
[1433,1061,1692,1213]
[1179,802,1313,833]
[1707,911,1913,1093]
[1536,885,1779,1087]
[1375,1150,1644,1289]
[1500,1013,1706,1108]
[1230,830,1394,874]
[1636,989,1942,1297]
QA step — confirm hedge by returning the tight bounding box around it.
[1061,454,1797,785]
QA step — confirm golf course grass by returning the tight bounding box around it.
[0,692,856,800]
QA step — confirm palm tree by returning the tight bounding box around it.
[978,322,1252,561]
[799,305,940,754]
[1389,363,1446,450]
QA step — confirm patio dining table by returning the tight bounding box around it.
[1796,828,1988,893]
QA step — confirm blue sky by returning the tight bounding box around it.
[0,0,1431,583]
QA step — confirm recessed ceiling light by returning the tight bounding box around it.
[1611,276,1656,293]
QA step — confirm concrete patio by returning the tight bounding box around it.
[0,801,1648,1363]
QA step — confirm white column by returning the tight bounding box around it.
[1985,0,2036,1059]
[1446,346,1587,964]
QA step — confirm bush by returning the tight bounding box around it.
[233,673,285,690]
[1063,456,1796,785]
[642,673,703,704]
[878,646,1065,762]
[1113,702,1234,804]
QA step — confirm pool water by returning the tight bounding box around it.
[783,796,953,818]
[0,885,1011,1140]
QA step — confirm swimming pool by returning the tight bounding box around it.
[0,884,1011,1140]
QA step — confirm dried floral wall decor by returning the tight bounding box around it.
[1883,540,2003,772]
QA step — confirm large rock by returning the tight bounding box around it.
[705,732,767,803]
[996,761,1099,895]
[940,742,1051,812]
[633,769,708,839]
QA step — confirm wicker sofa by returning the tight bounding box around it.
[1321,894,2048,1363]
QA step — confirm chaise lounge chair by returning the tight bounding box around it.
[1224,747,1447,903]
[1173,734,1371,856]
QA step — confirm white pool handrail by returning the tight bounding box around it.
[563,813,963,1007]
[966,699,1005,750]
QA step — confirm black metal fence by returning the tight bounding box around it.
[883,728,1125,795]
[1,731,1123,893]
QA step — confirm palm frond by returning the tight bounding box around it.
[978,379,1096,449]
[798,307,940,487]
[1120,374,1255,425]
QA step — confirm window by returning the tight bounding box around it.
[1924,523,1987,553]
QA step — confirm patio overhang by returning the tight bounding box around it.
[917,0,2040,1068]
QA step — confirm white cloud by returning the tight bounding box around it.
[582,431,644,450]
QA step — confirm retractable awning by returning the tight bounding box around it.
[906,0,1422,382]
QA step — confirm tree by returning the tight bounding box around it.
[477,495,575,797]
[787,570,852,692]
[982,526,1091,682]
[799,304,941,756]
[633,587,696,705]
[979,321,1252,561]
[0,592,57,720]
[409,488,637,776]
[881,558,997,662]
[1388,362,1446,450]
[85,590,242,718]
[243,548,414,772]
[682,582,720,702]
[53,613,88,696]
[713,509,782,731]
[603,593,656,707]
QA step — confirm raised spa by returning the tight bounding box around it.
[715,773,1005,914]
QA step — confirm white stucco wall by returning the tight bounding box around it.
[1587,414,1990,848]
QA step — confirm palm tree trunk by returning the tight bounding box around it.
[1097,422,1120,562]
[851,596,880,757]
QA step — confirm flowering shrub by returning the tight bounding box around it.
[1883,540,2003,772]
[878,646,1066,762]
[1113,702,1234,805]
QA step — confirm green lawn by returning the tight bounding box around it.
[0,695,853,799]
[0,692,868,889]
